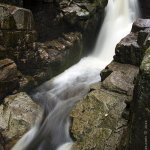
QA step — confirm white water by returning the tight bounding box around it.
[38,0,140,99]
[12,0,140,150]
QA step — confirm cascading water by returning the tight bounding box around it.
[12,0,140,150]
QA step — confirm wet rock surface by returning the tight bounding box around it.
[0,4,36,47]
[114,18,150,66]
[132,18,150,32]
[24,0,108,52]
[0,92,39,150]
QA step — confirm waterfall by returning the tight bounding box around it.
[12,0,140,150]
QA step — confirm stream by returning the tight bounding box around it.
[12,0,140,150]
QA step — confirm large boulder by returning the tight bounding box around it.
[60,0,108,52]
[114,32,142,66]
[0,92,39,149]
[114,18,150,66]
[100,61,139,82]
[71,83,127,150]
[0,4,34,30]
[102,71,135,95]
[0,4,36,47]
[131,18,150,32]
[0,59,19,101]
[137,27,150,48]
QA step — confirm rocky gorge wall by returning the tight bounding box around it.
[0,0,108,149]
[0,0,108,102]
[0,0,150,150]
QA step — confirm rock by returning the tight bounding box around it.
[100,61,139,82]
[0,5,16,30]
[102,71,134,95]
[131,18,150,32]
[0,92,39,149]
[101,62,139,97]
[129,48,150,150]
[0,4,36,47]
[57,0,108,52]
[62,4,90,25]
[137,27,150,47]
[71,83,128,150]
[0,59,19,101]
[114,19,150,66]
[70,61,139,149]
[14,32,83,91]
[0,4,34,30]
[114,32,142,66]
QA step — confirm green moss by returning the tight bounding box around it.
[140,48,150,76]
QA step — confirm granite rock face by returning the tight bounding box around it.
[60,0,108,52]
[0,92,39,150]
[131,18,150,32]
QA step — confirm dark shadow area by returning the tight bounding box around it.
[23,0,68,42]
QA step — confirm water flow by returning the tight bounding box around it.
[12,0,140,150]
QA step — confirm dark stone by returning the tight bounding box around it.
[0,92,39,149]
[131,18,150,32]
[0,4,34,30]
[137,27,150,47]
[114,32,142,66]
